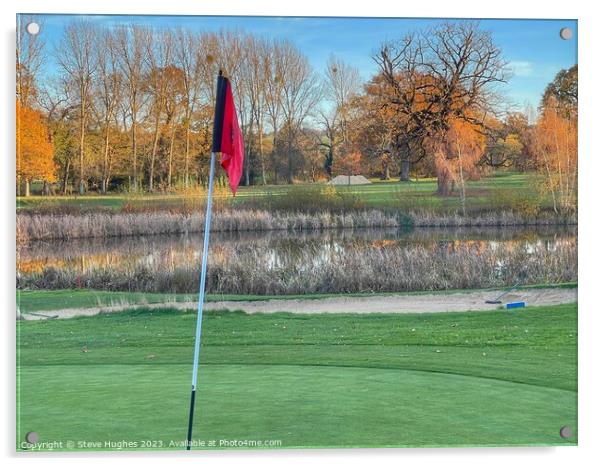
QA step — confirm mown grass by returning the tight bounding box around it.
[17,172,549,213]
[17,303,577,450]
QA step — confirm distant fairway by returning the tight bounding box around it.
[17,172,547,213]
[17,304,577,450]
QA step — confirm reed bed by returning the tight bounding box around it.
[18,239,577,294]
[17,208,576,242]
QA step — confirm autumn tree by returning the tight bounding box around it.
[523,66,578,214]
[373,22,507,190]
[356,77,401,180]
[56,21,97,195]
[95,29,122,193]
[249,38,272,185]
[429,117,486,210]
[530,97,577,213]
[263,40,286,183]
[144,31,174,192]
[24,21,525,193]
[175,29,205,188]
[542,64,577,115]
[116,25,150,192]
[333,148,363,179]
[479,112,528,169]
[16,101,56,196]
[238,34,271,185]
[37,77,77,194]
[161,65,186,190]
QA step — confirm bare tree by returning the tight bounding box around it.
[56,21,97,194]
[95,30,122,193]
[174,29,207,188]
[373,21,507,188]
[145,30,173,192]
[16,15,45,107]
[263,40,286,183]
[237,34,270,186]
[320,55,361,178]
[278,41,322,183]
[116,25,150,192]
[324,54,360,147]
[163,74,184,190]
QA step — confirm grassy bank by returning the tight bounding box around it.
[17,303,577,450]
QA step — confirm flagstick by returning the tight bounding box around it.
[186,151,216,450]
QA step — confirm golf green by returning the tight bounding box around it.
[18,364,575,450]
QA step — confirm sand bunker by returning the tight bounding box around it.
[20,287,577,320]
[327,175,372,185]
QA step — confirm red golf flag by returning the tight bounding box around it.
[212,74,244,195]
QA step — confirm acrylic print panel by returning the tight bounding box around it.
[16,13,578,451]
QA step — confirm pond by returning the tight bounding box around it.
[18,225,576,277]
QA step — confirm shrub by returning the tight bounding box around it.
[489,188,542,218]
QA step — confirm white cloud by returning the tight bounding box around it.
[507,61,534,77]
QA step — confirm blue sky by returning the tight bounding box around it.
[22,14,577,111]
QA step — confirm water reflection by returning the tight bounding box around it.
[17,225,577,275]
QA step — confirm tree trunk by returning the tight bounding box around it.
[245,145,251,186]
[149,113,161,192]
[168,124,176,190]
[398,141,411,181]
[272,122,279,184]
[184,115,191,188]
[457,147,466,216]
[287,130,294,184]
[325,147,333,178]
[131,109,138,192]
[24,179,30,197]
[78,102,86,195]
[101,123,111,194]
[287,153,293,183]
[258,115,266,185]
[437,169,453,196]
[382,151,391,180]
[400,159,410,181]
[62,160,70,195]
[244,115,253,187]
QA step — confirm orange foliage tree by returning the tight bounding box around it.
[529,96,577,213]
[16,100,56,196]
[333,149,363,177]
[430,117,486,212]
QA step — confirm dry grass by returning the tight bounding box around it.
[17,208,575,242]
[18,239,576,294]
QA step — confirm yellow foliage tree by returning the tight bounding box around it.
[530,97,577,213]
[16,100,56,196]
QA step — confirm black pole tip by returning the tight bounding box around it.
[219,69,223,76]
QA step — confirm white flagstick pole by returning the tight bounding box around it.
[186,151,216,450]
